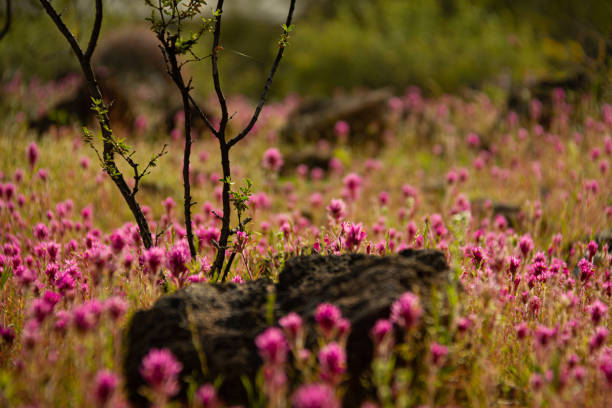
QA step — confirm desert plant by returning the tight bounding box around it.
[147,0,296,279]
[38,0,166,249]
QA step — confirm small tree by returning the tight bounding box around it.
[147,0,296,280]
[37,0,296,281]
[38,0,166,249]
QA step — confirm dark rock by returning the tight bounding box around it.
[29,73,134,134]
[280,150,333,176]
[281,89,393,146]
[124,279,275,407]
[164,102,217,136]
[124,250,449,407]
[491,203,522,229]
[94,25,171,103]
[505,72,590,128]
[471,199,523,230]
[29,26,184,134]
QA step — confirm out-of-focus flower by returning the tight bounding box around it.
[139,348,183,397]
[255,327,288,366]
[262,148,284,173]
[292,383,339,408]
[94,370,118,407]
[390,292,422,330]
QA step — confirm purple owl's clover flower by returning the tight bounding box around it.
[139,348,183,398]
[390,292,422,330]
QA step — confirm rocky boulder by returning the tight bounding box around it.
[281,89,393,147]
[124,249,450,406]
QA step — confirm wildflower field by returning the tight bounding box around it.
[0,71,611,408]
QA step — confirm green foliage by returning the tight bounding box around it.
[279,23,294,47]
[230,178,253,222]
[82,97,167,190]
[280,0,547,95]
[2,0,610,97]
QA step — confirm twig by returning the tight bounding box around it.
[132,144,168,197]
[188,94,219,138]
[211,0,229,134]
[0,0,11,41]
[85,0,103,60]
[228,0,296,148]
[220,250,237,282]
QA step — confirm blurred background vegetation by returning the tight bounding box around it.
[0,0,611,100]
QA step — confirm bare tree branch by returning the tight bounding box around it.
[220,250,237,282]
[228,0,296,149]
[84,0,103,60]
[0,0,11,42]
[211,0,229,135]
[38,0,85,60]
[188,94,219,138]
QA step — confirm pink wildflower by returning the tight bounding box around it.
[530,373,543,391]
[139,348,183,397]
[195,384,220,408]
[578,258,595,282]
[343,173,362,201]
[94,370,118,407]
[26,142,39,169]
[589,300,608,324]
[105,296,128,321]
[370,319,393,347]
[109,231,126,254]
[600,356,612,385]
[72,302,100,333]
[334,120,350,138]
[33,223,49,240]
[518,234,534,257]
[326,199,346,222]
[587,240,599,259]
[515,322,529,340]
[0,326,15,344]
[430,342,448,366]
[262,148,284,172]
[144,247,163,275]
[318,342,346,383]
[342,222,367,251]
[292,383,339,408]
[466,132,480,148]
[589,327,608,351]
[390,292,422,330]
[279,312,303,344]
[533,325,556,348]
[314,303,342,338]
[255,327,288,365]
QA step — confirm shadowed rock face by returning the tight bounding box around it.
[124,250,449,407]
